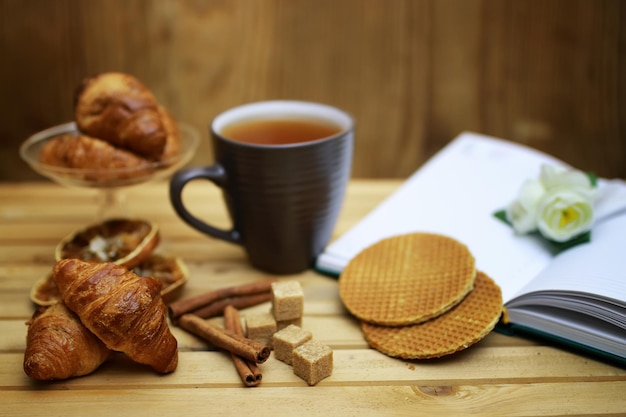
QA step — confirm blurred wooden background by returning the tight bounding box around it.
[0,0,624,181]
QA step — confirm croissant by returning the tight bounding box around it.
[157,105,181,163]
[52,258,178,374]
[39,134,153,180]
[23,303,111,380]
[74,72,175,161]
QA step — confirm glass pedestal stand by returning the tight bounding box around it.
[20,122,200,222]
[96,188,129,220]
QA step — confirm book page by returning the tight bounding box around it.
[508,212,626,303]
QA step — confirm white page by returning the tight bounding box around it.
[317,132,626,303]
[508,212,626,303]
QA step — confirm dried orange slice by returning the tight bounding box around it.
[30,253,189,306]
[133,254,189,303]
[55,218,159,269]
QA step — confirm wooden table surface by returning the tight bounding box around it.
[1,180,625,417]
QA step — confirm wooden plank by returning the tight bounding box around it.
[429,0,484,147]
[0,181,391,237]
[0,264,348,318]
[0,315,538,354]
[482,0,623,178]
[1,308,538,358]
[4,346,625,390]
[2,382,626,416]
[1,313,369,352]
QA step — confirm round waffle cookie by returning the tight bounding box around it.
[338,233,476,326]
[361,271,503,359]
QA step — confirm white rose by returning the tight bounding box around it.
[540,165,595,198]
[506,179,545,234]
[536,187,594,242]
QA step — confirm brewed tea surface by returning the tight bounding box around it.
[221,118,342,145]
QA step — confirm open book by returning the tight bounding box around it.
[315,132,626,366]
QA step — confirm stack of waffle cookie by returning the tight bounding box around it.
[338,232,503,359]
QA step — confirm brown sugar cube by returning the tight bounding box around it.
[245,312,277,348]
[271,280,304,321]
[273,324,312,365]
[292,340,333,386]
[276,317,303,331]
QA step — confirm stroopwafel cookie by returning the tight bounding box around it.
[361,271,503,359]
[338,233,476,326]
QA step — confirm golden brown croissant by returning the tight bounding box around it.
[23,303,111,380]
[52,258,178,374]
[74,72,175,161]
[38,134,153,180]
[158,106,181,163]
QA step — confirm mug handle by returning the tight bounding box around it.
[169,165,242,245]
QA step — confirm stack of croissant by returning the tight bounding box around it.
[23,259,178,380]
[38,72,180,180]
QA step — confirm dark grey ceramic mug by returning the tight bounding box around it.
[169,101,354,274]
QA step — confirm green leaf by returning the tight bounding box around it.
[586,171,598,187]
[546,231,591,253]
[493,209,511,226]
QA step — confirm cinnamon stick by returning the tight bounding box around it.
[178,314,270,364]
[224,305,262,387]
[230,351,262,386]
[168,279,276,319]
[223,305,245,336]
[190,292,272,320]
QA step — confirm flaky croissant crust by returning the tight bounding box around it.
[74,72,179,161]
[74,72,164,159]
[38,133,154,180]
[52,258,178,374]
[23,303,111,381]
